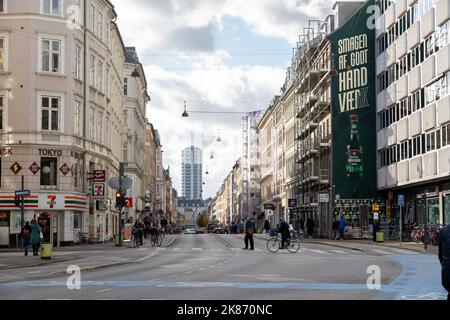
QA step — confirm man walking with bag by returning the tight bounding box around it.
[243,216,256,250]
[20,221,32,256]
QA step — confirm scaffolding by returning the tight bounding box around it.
[293,20,333,237]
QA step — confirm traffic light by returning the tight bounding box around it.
[14,196,21,207]
[115,191,125,208]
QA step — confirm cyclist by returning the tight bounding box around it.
[278,217,290,250]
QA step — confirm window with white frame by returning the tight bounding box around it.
[89,54,95,86]
[106,68,110,97]
[426,131,436,152]
[41,0,62,16]
[89,4,96,33]
[97,12,103,40]
[0,34,7,72]
[41,95,61,131]
[40,37,62,74]
[74,100,80,136]
[442,123,450,147]
[97,61,103,92]
[89,106,95,140]
[75,45,82,79]
[97,111,103,143]
[105,116,110,148]
[439,20,450,48]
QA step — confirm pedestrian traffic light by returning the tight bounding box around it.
[115,191,125,208]
[14,196,21,207]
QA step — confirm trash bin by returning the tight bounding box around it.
[40,243,52,259]
[376,232,384,243]
[114,234,122,246]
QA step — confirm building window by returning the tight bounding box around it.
[97,111,103,143]
[97,12,103,40]
[73,213,80,229]
[442,123,450,147]
[123,142,128,161]
[41,96,60,131]
[89,107,95,140]
[97,61,103,91]
[124,78,128,95]
[0,34,8,72]
[75,45,82,79]
[40,157,57,186]
[89,54,95,86]
[0,0,6,13]
[89,4,96,33]
[74,100,80,136]
[41,0,62,16]
[426,131,436,152]
[105,116,110,148]
[40,38,61,73]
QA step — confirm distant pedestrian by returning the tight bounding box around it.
[337,216,346,240]
[299,218,305,235]
[30,219,42,256]
[306,218,315,238]
[278,218,290,249]
[438,224,450,301]
[243,217,256,250]
[332,218,339,240]
[264,220,270,234]
[20,221,32,256]
[133,219,145,246]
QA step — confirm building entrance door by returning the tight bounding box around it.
[0,211,10,246]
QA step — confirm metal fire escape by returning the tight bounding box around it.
[294,20,332,235]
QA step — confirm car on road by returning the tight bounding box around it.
[195,228,205,234]
[212,227,224,234]
[184,228,196,234]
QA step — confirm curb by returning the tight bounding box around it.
[0,255,82,270]
[302,241,365,252]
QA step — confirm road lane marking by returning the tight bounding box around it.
[371,249,394,255]
[330,250,348,254]
[385,248,418,255]
[198,268,206,271]
[230,248,241,251]
[192,248,202,251]
[168,275,178,278]
[96,288,113,293]
[27,271,43,274]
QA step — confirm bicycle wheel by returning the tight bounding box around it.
[287,238,300,253]
[267,238,280,253]
[156,234,163,247]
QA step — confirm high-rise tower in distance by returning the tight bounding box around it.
[181,146,203,200]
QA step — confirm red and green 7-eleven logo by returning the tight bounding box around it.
[47,195,57,208]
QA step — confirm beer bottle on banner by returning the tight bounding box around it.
[346,114,363,179]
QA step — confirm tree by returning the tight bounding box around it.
[197,213,209,228]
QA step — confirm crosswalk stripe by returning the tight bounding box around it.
[230,248,242,251]
[192,248,202,251]
[371,249,394,255]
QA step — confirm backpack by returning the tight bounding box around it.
[22,228,30,239]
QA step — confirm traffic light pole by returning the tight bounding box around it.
[20,175,24,229]
[118,163,125,246]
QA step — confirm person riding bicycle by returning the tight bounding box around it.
[278,217,290,249]
[133,219,145,247]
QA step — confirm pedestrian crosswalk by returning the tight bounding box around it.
[133,246,419,256]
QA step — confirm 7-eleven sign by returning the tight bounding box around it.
[92,183,105,197]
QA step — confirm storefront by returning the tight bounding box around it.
[0,193,88,248]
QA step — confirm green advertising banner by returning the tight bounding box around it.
[329,0,377,200]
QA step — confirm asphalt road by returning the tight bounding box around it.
[0,234,446,300]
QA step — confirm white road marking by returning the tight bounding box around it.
[254,248,262,252]
[385,248,418,255]
[330,250,348,254]
[136,252,159,262]
[306,249,330,255]
[168,274,178,278]
[198,268,206,271]
[172,248,180,251]
[27,271,43,274]
[96,288,113,293]
[192,248,202,251]
[230,248,242,251]
[185,271,194,274]
[371,249,394,255]
[136,248,148,251]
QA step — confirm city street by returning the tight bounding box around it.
[0,234,446,300]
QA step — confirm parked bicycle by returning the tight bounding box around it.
[266,229,300,253]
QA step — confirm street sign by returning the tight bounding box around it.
[372,204,380,211]
[125,197,133,208]
[288,199,297,208]
[15,190,31,197]
[108,176,133,190]
[92,183,105,197]
[398,194,404,206]
[264,203,275,210]
[319,193,329,203]
[93,170,106,182]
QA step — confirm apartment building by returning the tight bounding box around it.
[0,0,129,247]
[123,47,150,224]
[375,0,450,226]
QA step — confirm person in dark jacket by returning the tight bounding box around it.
[278,218,291,249]
[306,218,315,238]
[243,217,255,250]
[332,218,339,240]
[264,220,270,234]
[20,221,32,256]
[299,219,305,234]
[438,224,450,301]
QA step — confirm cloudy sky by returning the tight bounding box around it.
[112,0,334,199]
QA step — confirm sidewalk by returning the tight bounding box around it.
[0,233,178,271]
[253,233,439,254]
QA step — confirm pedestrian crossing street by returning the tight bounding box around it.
[134,246,419,256]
